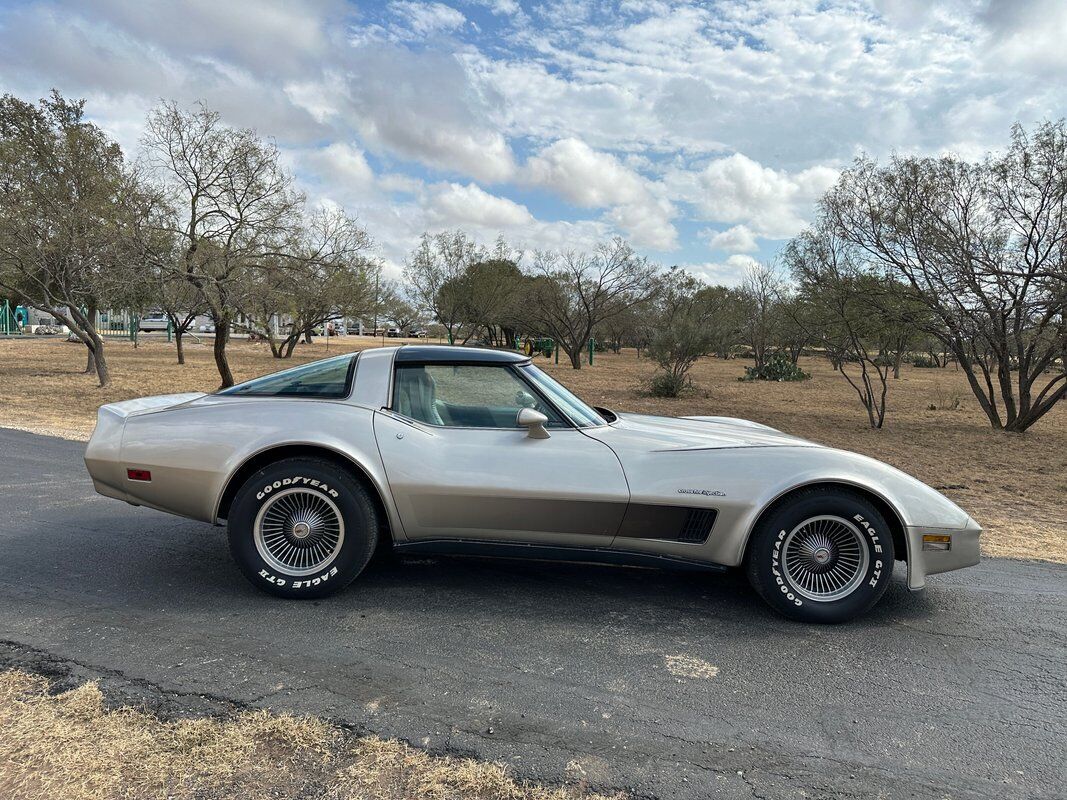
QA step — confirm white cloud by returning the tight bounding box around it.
[982,0,1067,73]
[341,44,516,183]
[302,142,376,191]
[524,137,677,249]
[389,1,466,36]
[684,254,761,287]
[427,182,534,228]
[673,154,839,239]
[525,138,647,207]
[1,0,1063,273]
[468,0,523,16]
[704,225,759,254]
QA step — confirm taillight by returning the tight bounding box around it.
[126,468,152,482]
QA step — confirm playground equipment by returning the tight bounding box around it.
[0,301,24,335]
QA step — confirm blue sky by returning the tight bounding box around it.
[1,0,1064,282]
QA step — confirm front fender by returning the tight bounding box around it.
[614,445,976,577]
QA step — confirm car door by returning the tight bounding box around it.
[374,361,630,546]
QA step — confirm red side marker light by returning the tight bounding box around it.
[126,468,152,482]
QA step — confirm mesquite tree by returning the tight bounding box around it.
[141,102,302,388]
[241,207,376,358]
[786,226,897,428]
[404,230,484,345]
[0,92,146,387]
[645,268,736,396]
[821,121,1067,432]
[529,238,658,369]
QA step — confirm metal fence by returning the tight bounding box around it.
[93,309,140,340]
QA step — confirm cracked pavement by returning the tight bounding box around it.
[0,428,1064,799]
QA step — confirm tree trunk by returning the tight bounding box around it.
[213,316,234,388]
[89,334,110,388]
[84,302,98,373]
[175,330,185,365]
[567,346,582,369]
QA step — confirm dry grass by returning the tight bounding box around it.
[0,669,619,800]
[0,335,1064,562]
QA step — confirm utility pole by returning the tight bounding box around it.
[372,272,380,337]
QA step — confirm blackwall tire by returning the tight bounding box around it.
[746,488,895,623]
[227,458,379,599]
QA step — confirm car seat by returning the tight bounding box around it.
[395,367,445,425]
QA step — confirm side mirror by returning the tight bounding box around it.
[516,407,550,439]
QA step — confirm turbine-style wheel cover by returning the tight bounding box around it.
[781,515,870,602]
[253,487,345,576]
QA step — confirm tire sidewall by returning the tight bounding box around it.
[228,460,378,598]
[751,492,895,623]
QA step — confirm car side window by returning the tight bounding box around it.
[393,364,565,429]
[217,354,357,398]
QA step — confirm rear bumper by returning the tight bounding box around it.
[84,407,130,502]
[905,518,982,590]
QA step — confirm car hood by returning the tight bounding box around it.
[590,412,819,452]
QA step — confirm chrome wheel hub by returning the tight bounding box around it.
[782,515,870,602]
[253,488,345,576]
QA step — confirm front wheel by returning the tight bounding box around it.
[746,488,895,623]
[227,458,379,598]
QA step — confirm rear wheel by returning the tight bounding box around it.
[227,458,379,598]
[746,488,895,623]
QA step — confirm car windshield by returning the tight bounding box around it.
[519,364,606,427]
[217,353,356,398]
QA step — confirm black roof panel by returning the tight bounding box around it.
[394,345,530,365]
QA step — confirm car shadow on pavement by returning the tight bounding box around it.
[8,509,937,634]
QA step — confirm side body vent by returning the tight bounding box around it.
[615,504,718,544]
[678,508,717,544]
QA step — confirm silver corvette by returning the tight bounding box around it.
[85,345,981,623]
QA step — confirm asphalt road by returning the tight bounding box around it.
[0,428,1064,799]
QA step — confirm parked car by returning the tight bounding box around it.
[408,329,428,338]
[84,346,982,623]
[138,311,169,332]
[386,327,402,337]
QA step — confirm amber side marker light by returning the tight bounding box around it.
[126,469,152,482]
[922,534,952,551]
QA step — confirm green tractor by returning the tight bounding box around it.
[521,336,555,359]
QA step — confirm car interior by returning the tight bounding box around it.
[393,364,564,428]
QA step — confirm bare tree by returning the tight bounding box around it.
[738,264,783,372]
[645,268,734,396]
[785,226,895,428]
[596,301,648,354]
[529,238,658,369]
[774,294,814,365]
[241,207,375,358]
[822,121,1067,432]
[141,102,302,387]
[403,230,484,344]
[369,278,420,334]
[0,92,147,387]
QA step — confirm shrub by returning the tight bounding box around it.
[911,354,938,368]
[739,352,810,382]
[648,371,690,397]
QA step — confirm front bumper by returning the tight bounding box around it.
[905,517,982,590]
